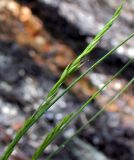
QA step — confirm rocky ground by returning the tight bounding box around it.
[0,0,134,160]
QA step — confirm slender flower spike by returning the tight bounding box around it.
[47,0,126,98]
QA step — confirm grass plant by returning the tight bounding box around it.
[1,1,134,159]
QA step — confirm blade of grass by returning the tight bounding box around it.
[46,76,134,160]
[0,2,127,159]
[32,58,133,159]
[107,78,134,105]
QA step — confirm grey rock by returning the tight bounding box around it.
[68,137,110,160]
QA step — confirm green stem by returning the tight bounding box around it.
[46,76,134,160]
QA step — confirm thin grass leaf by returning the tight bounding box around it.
[46,76,134,160]
[107,77,134,105]
[32,58,133,159]
[63,59,133,127]
[0,2,127,159]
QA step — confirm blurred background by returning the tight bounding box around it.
[0,0,134,159]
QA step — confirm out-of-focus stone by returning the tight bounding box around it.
[68,137,110,160]
[11,149,30,160]
[0,126,11,144]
